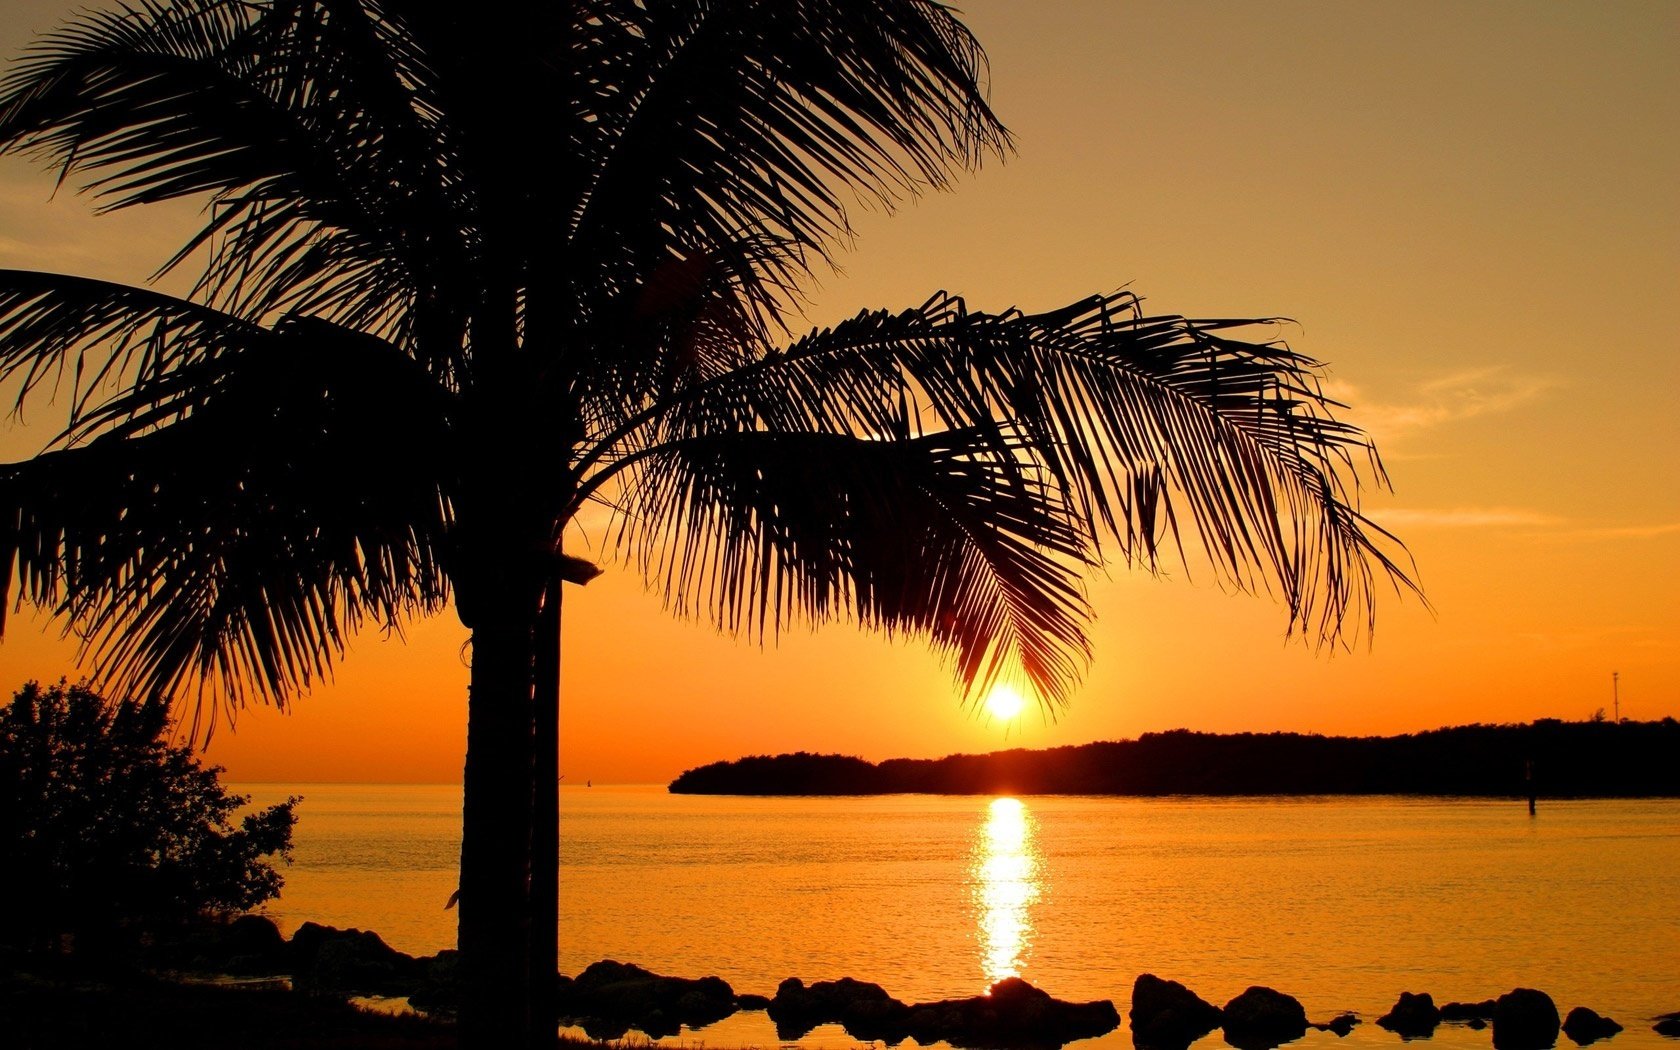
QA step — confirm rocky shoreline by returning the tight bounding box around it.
[127,916,1680,1050]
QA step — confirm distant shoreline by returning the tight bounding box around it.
[669,718,1680,797]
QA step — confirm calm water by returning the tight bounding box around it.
[243,784,1680,1050]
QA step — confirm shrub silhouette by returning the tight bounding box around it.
[0,680,297,953]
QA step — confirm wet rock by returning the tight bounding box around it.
[769,976,908,1040]
[906,977,1120,1049]
[165,915,289,975]
[1315,1013,1360,1038]
[1442,1000,1498,1023]
[1562,1007,1622,1045]
[406,950,460,1016]
[771,975,1117,1048]
[1655,1013,1680,1039]
[287,922,423,996]
[558,960,737,1038]
[1130,974,1224,1050]
[1221,987,1309,1050]
[1493,988,1561,1050]
[1379,992,1443,1038]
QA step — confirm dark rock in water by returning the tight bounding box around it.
[288,922,423,996]
[1493,989,1561,1050]
[558,960,737,1038]
[1655,1013,1680,1039]
[406,950,460,1016]
[1379,992,1443,1038]
[1443,1000,1498,1023]
[1130,974,1223,1050]
[736,992,772,1010]
[906,977,1120,1049]
[1315,1013,1360,1037]
[769,976,908,1040]
[1562,1007,1622,1045]
[1221,987,1309,1050]
[771,974,1117,1048]
[165,915,290,976]
[1470,1020,1488,1031]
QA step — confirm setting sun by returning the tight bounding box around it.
[983,684,1027,722]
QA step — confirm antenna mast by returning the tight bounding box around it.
[1613,671,1620,722]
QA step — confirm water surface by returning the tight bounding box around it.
[245,784,1680,1050]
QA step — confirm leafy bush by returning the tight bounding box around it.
[0,680,297,952]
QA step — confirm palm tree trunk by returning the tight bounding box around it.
[458,609,537,1049]
[529,578,560,1049]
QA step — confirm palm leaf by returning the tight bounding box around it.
[609,426,1091,705]
[0,316,454,727]
[586,291,1419,672]
[563,0,1012,325]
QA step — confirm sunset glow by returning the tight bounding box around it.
[0,0,1673,787]
[973,797,1040,986]
[983,684,1027,723]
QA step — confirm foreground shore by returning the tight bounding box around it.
[0,957,617,1050]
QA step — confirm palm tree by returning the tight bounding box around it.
[0,1,1415,1046]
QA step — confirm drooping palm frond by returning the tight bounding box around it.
[584,291,1419,692]
[0,316,455,727]
[607,425,1092,704]
[563,0,1012,328]
[0,0,465,351]
[0,270,271,423]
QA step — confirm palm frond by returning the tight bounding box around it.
[564,0,1012,325]
[0,269,270,423]
[589,291,1418,664]
[0,317,455,728]
[609,426,1091,705]
[0,0,465,350]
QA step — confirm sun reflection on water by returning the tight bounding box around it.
[970,796,1042,986]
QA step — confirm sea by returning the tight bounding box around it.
[238,783,1680,1050]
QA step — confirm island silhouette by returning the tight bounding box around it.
[669,718,1680,797]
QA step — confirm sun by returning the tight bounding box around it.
[983,683,1027,722]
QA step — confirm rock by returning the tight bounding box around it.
[178,915,290,975]
[1655,1013,1680,1039]
[1378,992,1442,1038]
[736,992,772,1010]
[1493,988,1561,1050]
[559,960,737,1038]
[1221,987,1309,1050]
[1562,1007,1622,1045]
[406,950,460,1016]
[287,922,423,996]
[1315,1013,1360,1037]
[1130,974,1224,1050]
[769,976,911,1040]
[772,975,1117,1048]
[905,977,1120,1049]
[1443,1000,1498,1023]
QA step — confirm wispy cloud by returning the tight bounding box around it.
[1553,521,1680,542]
[1373,507,1563,530]
[1373,507,1680,543]
[1324,366,1556,446]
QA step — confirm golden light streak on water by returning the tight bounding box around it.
[971,796,1041,987]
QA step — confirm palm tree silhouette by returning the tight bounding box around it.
[0,2,1415,1045]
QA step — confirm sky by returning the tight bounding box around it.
[0,0,1676,785]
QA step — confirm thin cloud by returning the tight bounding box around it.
[1374,507,1562,530]
[1374,508,1680,543]
[1552,521,1680,542]
[1324,367,1556,446]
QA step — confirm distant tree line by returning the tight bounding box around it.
[668,719,1680,797]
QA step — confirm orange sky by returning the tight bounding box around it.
[2,0,1676,785]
